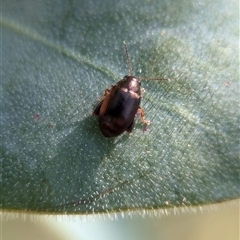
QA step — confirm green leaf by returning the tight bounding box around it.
[1,0,239,214]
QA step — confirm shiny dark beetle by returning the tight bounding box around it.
[93,42,165,138]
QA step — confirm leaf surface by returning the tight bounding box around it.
[1,0,239,214]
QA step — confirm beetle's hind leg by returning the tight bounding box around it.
[138,89,150,125]
[137,107,150,125]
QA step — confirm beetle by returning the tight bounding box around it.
[93,42,166,138]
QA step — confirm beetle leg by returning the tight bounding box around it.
[104,88,111,96]
[141,88,146,99]
[93,100,104,115]
[137,107,150,125]
[99,88,111,101]
[126,119,135,133]
[141,88,146,94]
[94,87,112,115]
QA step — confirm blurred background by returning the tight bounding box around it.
[2,199,239,240]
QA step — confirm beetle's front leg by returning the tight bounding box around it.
[137,107,150,125]
[104,87,112,96]
[99,86,112,101]
[94,87,114,115]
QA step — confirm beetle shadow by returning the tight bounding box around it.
[47,115,130,209]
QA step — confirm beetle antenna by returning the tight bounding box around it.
[139,77,170,81]
[123,41,133,76]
